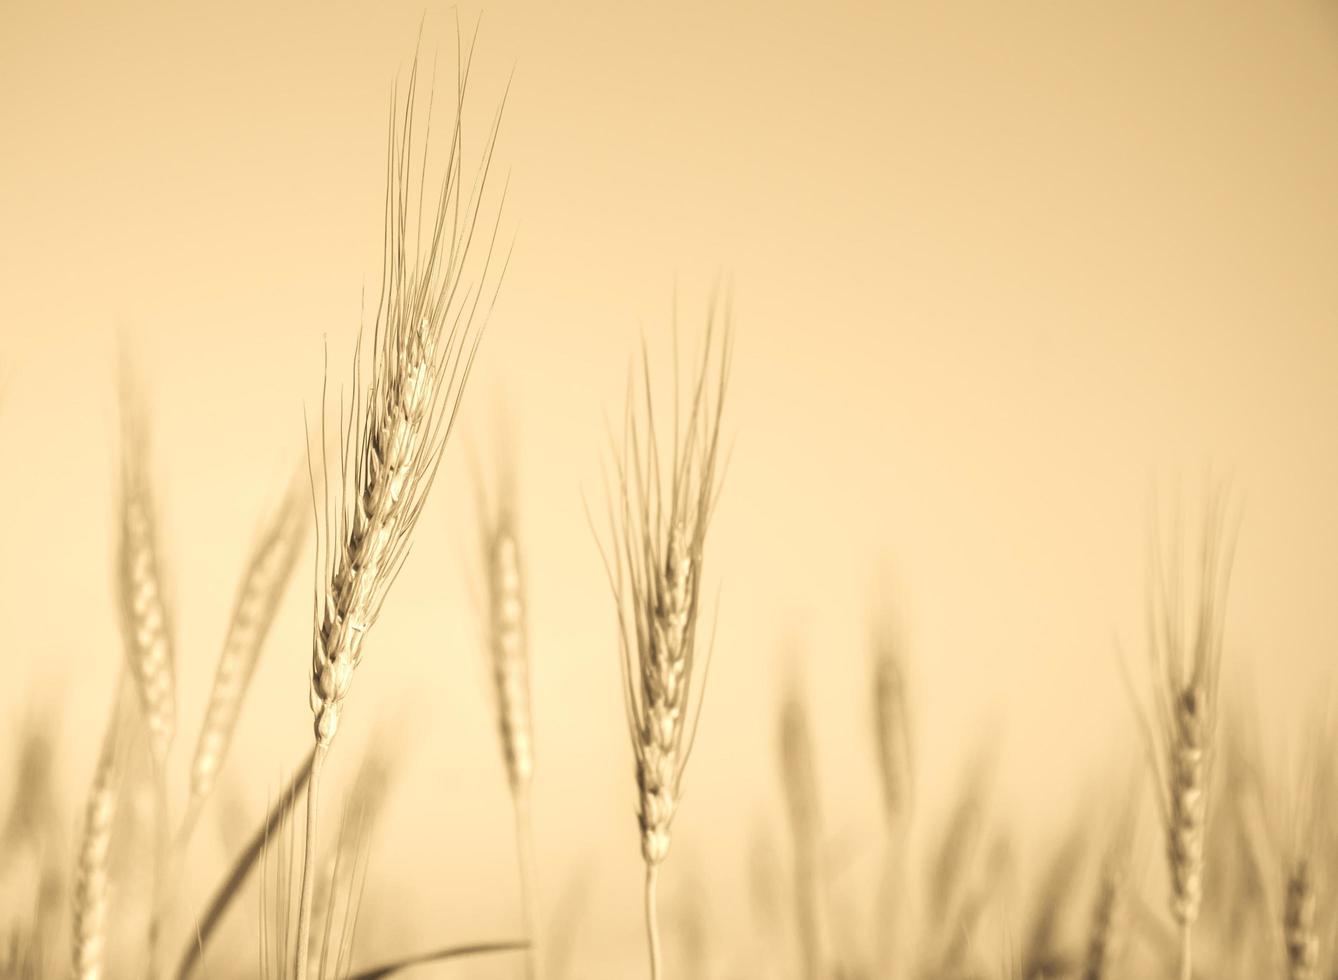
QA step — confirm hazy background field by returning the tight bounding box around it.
[3,1,1338,975]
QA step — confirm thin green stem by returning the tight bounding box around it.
[294,741,329,980]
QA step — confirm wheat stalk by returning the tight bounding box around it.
[478,458,541,979]
[174,751,314,980]
[182,478,307,840]
[1123,493,1236,980]
[293,39,505,980]
[594,307,730,980]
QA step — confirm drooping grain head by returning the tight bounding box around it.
[189,480,307,814]
[1284,858,1318,980]
[600,309,731,871]
[486,508,533,793]
[308,53,506,749]
[116,388,176,771]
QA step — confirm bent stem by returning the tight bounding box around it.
[294,741,329,980]
[644,863,662,980]
[514,790,541,980]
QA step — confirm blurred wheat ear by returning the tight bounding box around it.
[294,32,508,980]
[593,302,731,980]
[1121,491,1237,980]
[115,368,177,776]
[114,364,177,977]
[475,440,542,980]
[71,675,134,980]
[870,621,913,979]
[181,475,308,843]
[779,687,833,980]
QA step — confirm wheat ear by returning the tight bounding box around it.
[116,375,176,771]
[1283,858,1318,980]
[182,477,307,841]
[595,307,730,980]
[293,41,505,980]
[871,626,912,978]
[480,463,540,979]
[115,371,177,977]
[71,678,130,980]
[1129,494,1235,980]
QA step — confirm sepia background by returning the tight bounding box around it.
[3,0,1338,976]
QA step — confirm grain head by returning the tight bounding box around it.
[307,47,507,750]
[480,467,533,795]
[598,307,731,870]
[187,477,308,824]
[71,679,132,980]
[116,377,176,772]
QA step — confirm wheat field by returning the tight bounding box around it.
[3,2,1338,979]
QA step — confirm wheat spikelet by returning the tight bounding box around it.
[116,380,176,771]
[185,479,307,829]
[71,681,130,980]
[1284,858,1318,980]
[294,41,506,980]
[595,306,730,980]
